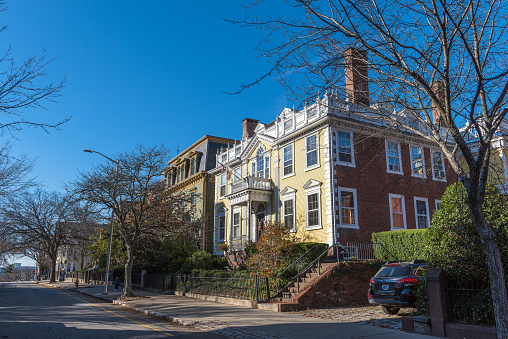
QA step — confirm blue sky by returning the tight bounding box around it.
[3,1,292,266]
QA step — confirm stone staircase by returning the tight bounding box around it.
[271,260,339,310]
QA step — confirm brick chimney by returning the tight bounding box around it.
[242,118,259,140]
[432,81,447,127]
[345,48,369,106]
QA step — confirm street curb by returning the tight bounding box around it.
[32,281,198,327]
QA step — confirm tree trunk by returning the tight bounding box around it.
[49,256,57,283]
[120,244,134,299]
[469,204,508,338]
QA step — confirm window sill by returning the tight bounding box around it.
[432,177,447,182]
[338,225,359,229]
[305,164,320,172]
[306,225,322,231]
[282,173,296,179]
[337,161,355,168]
[387,170,403,175]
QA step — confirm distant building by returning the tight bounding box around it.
[161,135,238,252]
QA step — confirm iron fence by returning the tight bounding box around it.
[446,281,495,327]
[343,242,382,261]
[174,273,270,301]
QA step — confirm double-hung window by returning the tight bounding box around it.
[338,188,358,227]
[254,148,270,179]
[283,144,293,176]
[219,174,226,197]
[232,167,241,182]
[431,151,446,180]
[410,145,425,177]
[414,198,430,229]
[306,134,318,169]
[389,194,406,229]
[218,209,226,241]
[232,211,241,237]
[283,199,295,231]
[337,131,354,166]
[386,141,402,174]
[307,192,319,228]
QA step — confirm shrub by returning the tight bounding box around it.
[181,251,228,273]
[424,182,508,285]
[371,229,427,261]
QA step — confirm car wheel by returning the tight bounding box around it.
[381,305,400,315]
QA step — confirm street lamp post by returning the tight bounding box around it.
[83,149,119,295]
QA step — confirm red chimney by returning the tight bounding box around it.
[242,118,259,140]
[344,48,369,106]
[432,81,447,127]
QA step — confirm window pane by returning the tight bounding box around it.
[341,191,354,208]
[416,200,426,213]
[306,135,318,167]
[392,213,404,228]
[307,193,319,226]
[284,199,294,228]
[338,132,352,163]
[283,145,293,175]
[411,146,423,175]
[391,197,402,213]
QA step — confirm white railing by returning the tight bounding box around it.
[230,176,272,194]
[230,235,248,251]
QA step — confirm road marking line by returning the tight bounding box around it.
[56,289,173,337]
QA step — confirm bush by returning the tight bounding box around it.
[290,242,329,261]
[181,251,228,273]
[424,182,508,285]
[372,229,427,261]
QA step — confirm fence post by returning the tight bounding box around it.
[255,272,259,302]
[426,268,448,337]
[265,277,270,300]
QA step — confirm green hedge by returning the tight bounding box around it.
[372,229,427,261]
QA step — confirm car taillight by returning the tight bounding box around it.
[397,278,418,285]
[370,278,375,284]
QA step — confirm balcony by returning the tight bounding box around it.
[227,176,273,206]
[230,176,271,194]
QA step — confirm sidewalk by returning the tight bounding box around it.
[34,279,438,339]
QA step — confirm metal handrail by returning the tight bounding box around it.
[272,244,341,299]
[274,244,320,280]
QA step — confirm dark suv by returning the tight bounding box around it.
[368,260,426,315]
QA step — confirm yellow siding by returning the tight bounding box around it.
[279,128,328,244]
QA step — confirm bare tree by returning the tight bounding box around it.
[235,0,508,335]
[0,142,35,198]
[0,2,67,136]
[70,145,172,298]
[1,190,84,282]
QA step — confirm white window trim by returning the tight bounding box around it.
[305,133,320,171]
[389,193,407,230]
[410,145,426,178]
[338,187,359,229]
[218,209,226,242]
[431,150,447,181]
[282,143,295,178]
[414,197,430,229]
[232,166,241,182]
[232,207,242,238]
[305,186,321,230]
[219,174,227,197]
[282,193,296,232]
[385,140,403,175]
[435,199,441,211]
[336,130,356,167]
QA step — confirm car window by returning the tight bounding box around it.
[375,266,411,277]
[413,267,426,276]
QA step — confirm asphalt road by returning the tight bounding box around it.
[0,281,221,339]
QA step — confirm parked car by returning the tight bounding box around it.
[368,260,426,315]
